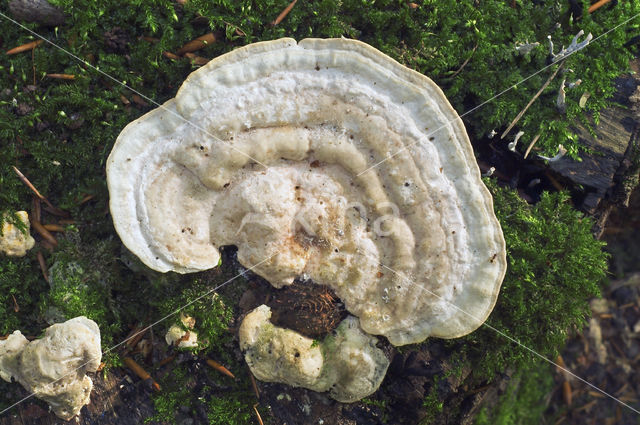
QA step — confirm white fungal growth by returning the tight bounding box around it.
[509,131,525,152]
[107,38,507,347]
[239,305,389,402]
[515,41,539,56]
[548,30,593,63]
[557,78,567,114]
[538,145,568,162]
[0,317,101,420]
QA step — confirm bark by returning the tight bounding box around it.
[8,0,65,26]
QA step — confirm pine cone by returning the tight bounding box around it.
[103,27,129,53]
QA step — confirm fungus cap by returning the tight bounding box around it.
[107,38,506,345]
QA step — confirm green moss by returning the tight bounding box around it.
[457,182,606,378]
[474,361,555,425]
[0,0,625,422]
[155,278,235,355]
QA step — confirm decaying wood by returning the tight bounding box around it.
[551,63,640,223]
[8,0,65,26]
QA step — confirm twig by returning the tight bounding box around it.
[13,166,67,216]
[271,0,298,26]
[447,43,478,79]
[184,53,209,66]
[176,33,217,55]
[30,217,58,247]
[523,133,541,159]
[6,40,43,55]
[588,0,613,13]
[43,224,65,232]
[155,354,176,368]
[45,73,76,80]
[37,251,49,282]
[11,294,19,313]
[501,63,564,139]
[248,369,260,399]
[124,326,146,350]
[123,357,161,391]
[162,51,180,60]
[205,359,235,378]
[253,404,264,425]
[32,197,41,223]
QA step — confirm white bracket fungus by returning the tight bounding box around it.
[107,38,506,346]
[239,305,389,402]
[0,317,101,420]
[0,211,35,257]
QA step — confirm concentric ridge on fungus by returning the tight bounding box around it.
[107,38,507,346]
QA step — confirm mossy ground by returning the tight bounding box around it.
[0,0,631,423]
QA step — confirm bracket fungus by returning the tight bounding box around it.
[107,38,506,399]
[0,317,101,420]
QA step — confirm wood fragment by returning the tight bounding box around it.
[43,223,65,233]
[140,36,160,43]
[37,251,49,282]
[30,218,58,247]
[155,354,176,368]
[11,294,19,313]
[205,359,235,379]
[523,133,541,159]
[96,362,106,373]
[125,327,146,350]
[13,166,68,216]
[6,39,42,55]
[57,219,76,225]
[407,2,419,8]
[249,369,260,399]
[562,381,572,406]
[447,43,478,79]
[544,171,564,192]
[123,357,161,391]
[271,0,297,26]
[32,197,41,223]
[162,51,181,60]
[574,399,597,412]
[588,0,613,13]
[184,52,209,66]
[45,73,76,80]
[78,194,94,205]
[588,390,606,398]
[253,404,264,425]
[176,32,217,55]
[501,63,564,139]
[13,166,45,200]
[131,94,149,107]
[120,94,131,105]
